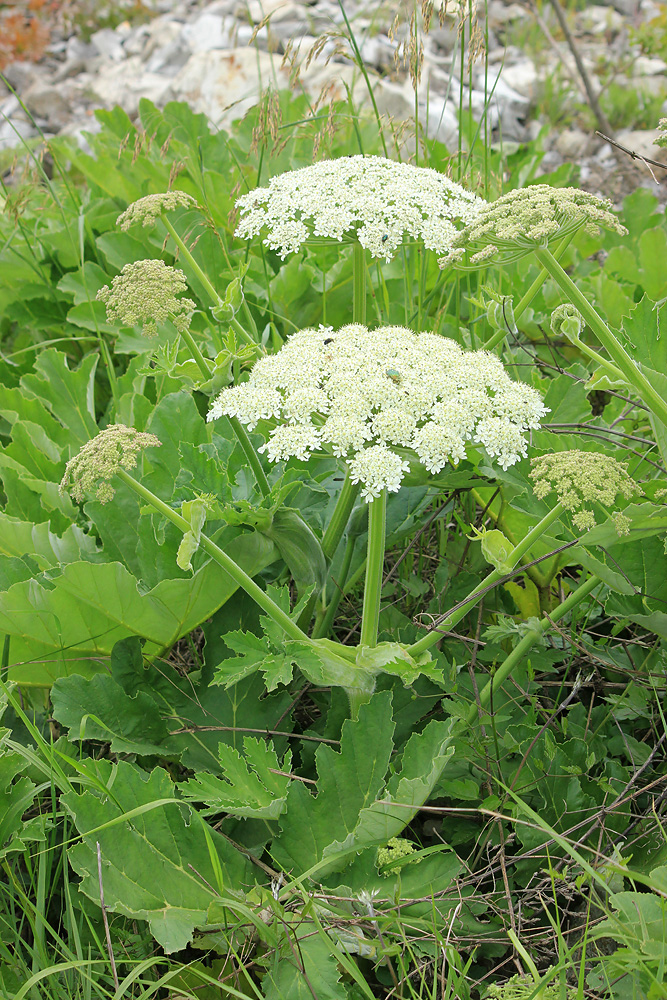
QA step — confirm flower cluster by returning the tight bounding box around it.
[116,191,197,230]
[530,449,637,534]
[208,324,547,500]
[97,259,196,338]
[234,155,486,261]
[439,184,628,267]
[486,974,565,1000]
[656,118,667,149]
[59,425,161,504]
[377,837,418,874]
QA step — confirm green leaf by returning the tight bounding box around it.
[21,349,98,445]
[321,720,454,869]
[62,761,251,954]
[184,738,291,819]
[262,925,347,1000]
[265,509,327,594]
[0,740,40,859]
[271,691,395,876]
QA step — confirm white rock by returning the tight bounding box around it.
[244,0,302,21]
[372,77,414,122]
[633,55,667,77]
[170,48,290,126]
[142,19,183,60]
[0,117,36,151]
[22,83,72,126]
[123,24,152,56]
[616,128,666,161]
[90,28,126,61]
[182,12,235,52]
[500,59,538,100]
[555,128,589,159]
[578,5,624,34]
[422,96,460,150]
[89,56,174,115]
[2,61,38,94]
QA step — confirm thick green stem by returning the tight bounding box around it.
[312,535,355,640]
[116,468,306,640]
[484,233,575,351]
[535,247,667,427]
[465,574,599,725]
[408,502,565,658]
[162,215,256,346]
[322,471,360,561]
[178,326,270,497]
[353,241,367,326]
[360,491,387,648]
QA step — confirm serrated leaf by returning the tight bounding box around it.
[62,762,251,954]
[184,738,291,819]
[271,691,395,877]
[321,720,454,869]
[262,926,347,1000]
[0,744,39,859]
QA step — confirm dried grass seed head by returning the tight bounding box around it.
[116,191,197,230]
[208,323,547,500]
[530,449,637,534]
[59,425,161,504]
[234,155,486,261]
[439,184,627,267]
[97,259,196,338]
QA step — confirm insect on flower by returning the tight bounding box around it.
[386,369,402,384]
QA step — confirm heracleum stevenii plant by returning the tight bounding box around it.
[59,425,161,504]
[97,259,196,338]
[530,449,637,534]
[208,323,548,500]
[438,184,627,267]
[116,191,197,230]
[234,155,486,261]
[656,119,667,148]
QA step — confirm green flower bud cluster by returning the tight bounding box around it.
[486,972,565,1000]
[656,119,667,149]
[530,449,636,534]
[97,259,196,338]
[439,185,627,267]
[116,191,197,231]
[59,425,161,504]
[377,837,418,874]
[550,303,584,342]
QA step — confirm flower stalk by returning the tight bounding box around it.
[534,246,667,427]
[408,502,566,657]
[360,489,387,647]
[353,240,367,325]
[465,574,599,725]
[115,468,307,641]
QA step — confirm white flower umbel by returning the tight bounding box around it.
[439,184,627,267]
[234,156,486,261]
[208,324,548,500]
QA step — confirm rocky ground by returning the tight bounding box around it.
[1,0,666,200]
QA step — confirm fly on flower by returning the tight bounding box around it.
[385,369,402,384]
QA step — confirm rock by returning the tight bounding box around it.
[122,24,152,57]
[244,0,302,21]
[422,95,460,150]
[169,48,290,125]
[555,128,589,159]
[89,56,174,115]
[22,82,72,128]
[359,35,395,70]
[616,128,667,162]
[2,61,39,94]
[633,55,667,77]
[181,12,236,52]
[90,28,126,62]
[65,36,98,62]
[577,5,624,35]
[500,59,538,100]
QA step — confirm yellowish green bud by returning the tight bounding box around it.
[97,259,196,338]
[377,836,417,874]
[530,450,636,534]
[116,191,197,230]
[59,425,161,504]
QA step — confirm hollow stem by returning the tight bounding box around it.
[162,215,256,346]
[322,471,360,562]
[353,241,367,326]
[535,246,667,428]
[360,491,387,648]
[116,468,305,640]
[465,574,599,725]
[408,502,565,658]
[178,326,270,496]
[312,535,355,640]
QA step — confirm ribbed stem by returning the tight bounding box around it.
[177,326,270,497]
[535,247,667,428]
[322,472,360,561]
[466,574,599,725]
[162,215,256,346]
[360,491,387,648]
[408,502,565,657]
[116,468,305,640]
[312,535,355,640]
